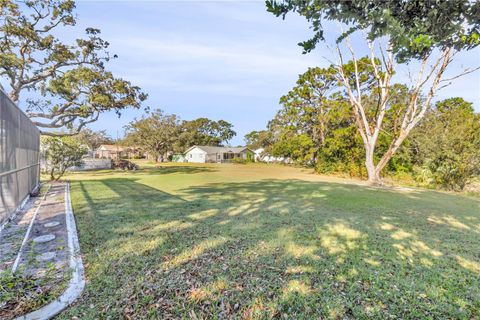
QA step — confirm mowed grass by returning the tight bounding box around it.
[60,162,480,319]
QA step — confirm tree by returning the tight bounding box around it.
[267,0,480,61]
[270,67,337,164]
[244,130,273,150]
[270,131,314,163]
[409,98,480,190]
[75,128,113,151]
[124,109,180,162]
[268,0,480,183]
[41,135,87,180]
[0,0,147,135]
[175,118,236,151]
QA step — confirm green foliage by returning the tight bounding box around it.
[231,157,253,164]
[0,0,147,135]
[266,0,480,61]
[271,132,314,163]
[0,266,66,318]
[268,66,338,164]
[244,130,273,150]
[263,64,480,189]
[266,64,404,176]
[75,128,113,151]
[41,135,87,180]
[409,98,480,190]
[316,124,366,178]
[124,109,180,162]
[175,118,236,152]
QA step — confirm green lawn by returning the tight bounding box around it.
[61,162,480,319]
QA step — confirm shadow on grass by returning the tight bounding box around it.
[63,177,480,319]
[69,165,216,179]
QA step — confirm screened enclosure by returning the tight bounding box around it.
[0,89,40,226]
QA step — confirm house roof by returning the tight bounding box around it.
[184,145,253,154]
[97,144,126,152]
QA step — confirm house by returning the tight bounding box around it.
[94,144,144,160]
[94,144,126,159]
[184,146,255,163]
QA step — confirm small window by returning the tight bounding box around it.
[190,154,192,158]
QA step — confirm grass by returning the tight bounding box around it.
[0,265,68,319]
[59,161,479,319]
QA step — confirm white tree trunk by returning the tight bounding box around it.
[365,143,381,184]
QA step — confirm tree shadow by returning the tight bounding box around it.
[132,165,217,176]
[63,177,480,319]
[69,165,216,179]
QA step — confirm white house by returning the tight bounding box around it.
[184,146,255,163]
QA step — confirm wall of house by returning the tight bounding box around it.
[240,151,255,161]
[185,147,207,163]
[205,154,219,163]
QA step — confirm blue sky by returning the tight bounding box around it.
[11,1,480,145]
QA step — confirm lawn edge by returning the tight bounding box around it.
[16,182,85,320]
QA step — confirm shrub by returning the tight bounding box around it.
[232,157,251,164]
[41,136,87,180]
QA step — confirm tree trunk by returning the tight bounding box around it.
[50,168,55,181]
[365,145,381,184]
[374,131,410,180]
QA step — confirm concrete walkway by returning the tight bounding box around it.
[0,182,85,320]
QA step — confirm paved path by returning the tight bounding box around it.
[0,182,85,320]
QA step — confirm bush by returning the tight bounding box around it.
[111,159,139,170]
[232,157,252,164]
[41,136,87,180]
[415,156,479,191]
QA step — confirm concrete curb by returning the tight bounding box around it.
[16,182,85,320]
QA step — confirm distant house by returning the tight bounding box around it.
[94,144,126,160]
[94,145,142,160]
[184,146,255,163]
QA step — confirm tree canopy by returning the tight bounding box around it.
[244,130,273,150]
[253,63,479,188]
[266,0,480,61]
[123,109,180,162]
[267,0,479,183]
[0,0,147,135]
[41,135,87,180]
[410,98,480,190]
[175,118,236,151]
[75,128,113,151]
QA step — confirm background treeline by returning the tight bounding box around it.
[41,112,237,179]
[122,110,236,161]
[245,67,480,191]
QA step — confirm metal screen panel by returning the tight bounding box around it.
[0,89,40,225]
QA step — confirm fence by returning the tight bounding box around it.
[67,158,112,171]
[0,88,40,226]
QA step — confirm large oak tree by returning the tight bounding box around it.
[0,0,147,135]
[123,109,180,162]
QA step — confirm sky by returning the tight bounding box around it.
[9,1,480,145]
